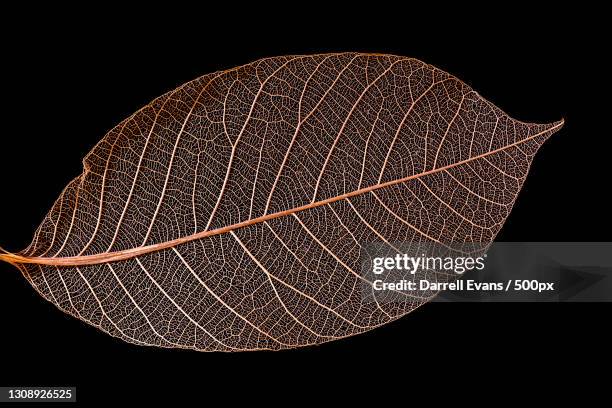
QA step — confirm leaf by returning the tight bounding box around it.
[0,53,563,351]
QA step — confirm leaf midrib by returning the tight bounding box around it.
[0,120,562,267]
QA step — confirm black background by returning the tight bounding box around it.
[0,6,608,405]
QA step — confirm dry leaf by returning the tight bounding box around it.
[0,53,563,351]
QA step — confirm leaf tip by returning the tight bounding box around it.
[547,118,565,139]
[541,118,564,132]
[532,118,564,142]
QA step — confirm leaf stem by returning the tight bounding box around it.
[0,246,18,266]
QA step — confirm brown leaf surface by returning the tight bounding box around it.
[0,53,563,351]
